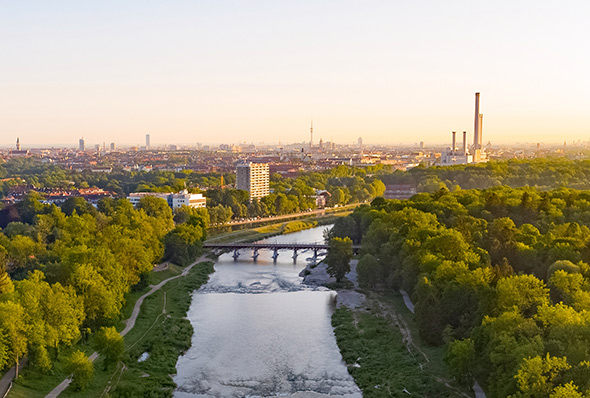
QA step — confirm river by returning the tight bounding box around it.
[173,225,361,398]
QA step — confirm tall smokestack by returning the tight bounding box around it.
[462,131,467,155]
[452,131,456,155]
[478,113,483,148]
[473,92,480,151]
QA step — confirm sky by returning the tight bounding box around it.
[1,0,589,147]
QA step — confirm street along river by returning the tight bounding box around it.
[173,225,361,398]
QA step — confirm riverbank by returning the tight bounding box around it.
[301,258,473,397]
[206,212,346,244]
[8,260,214,398]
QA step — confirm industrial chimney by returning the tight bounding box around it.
[462,131,467,155]
[473,92,481,161]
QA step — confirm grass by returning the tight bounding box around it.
[332,308,459,398]
[378,291,456,381]
[8,261,214,398]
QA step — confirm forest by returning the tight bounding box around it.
[332,186,590,397]
[0,193,206,377]
[381,157,590,192]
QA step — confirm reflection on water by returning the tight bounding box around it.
[174,226,361,398]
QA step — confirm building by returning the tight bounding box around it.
[439,92,487,166]
[384,184,417,200]
[9,138,30,157]
[146,134,150,150]
[79,138,85,151]
[236,162,269,200]
[440,131,473,166]
[127,190,206,209]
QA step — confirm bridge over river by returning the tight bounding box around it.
[203,242,361,261]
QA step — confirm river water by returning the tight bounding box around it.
[174,226,361,398]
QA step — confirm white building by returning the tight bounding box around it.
[236,162,270,200]
[127,190,206,209]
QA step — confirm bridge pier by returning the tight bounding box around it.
[292,248,298,260]
[313,248,318,261]
[272,248,279,262]
[232,249,240,261]
[252,248,259,261]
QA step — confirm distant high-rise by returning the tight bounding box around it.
[79,137,85,151]
[358,137,363,149]
[16,137,21,151]
[110,142,116,151]
[309,120,313,148]
[236,162,269,200]
[146,134,151,150]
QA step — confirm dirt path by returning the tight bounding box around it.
[366,294,472,398]
[44,255,208,398]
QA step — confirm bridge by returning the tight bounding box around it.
[203,242,361,261]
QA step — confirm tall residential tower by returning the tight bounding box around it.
[236,162,270,200]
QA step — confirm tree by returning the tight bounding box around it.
[550,382,586,398]
[94,326,124,370]
[164,223,204,266]
[325,237,353,283]
[32,344,52,373]
[0,301,28,377]
[137,196,173,226]
[357,254,381,288]
[67,350,94,391]
[0,329,9,371]
[513,354,570,398]
[61,197,97,217]
[0,251,14,296]
[446,338,475,385]
[496,274,550,316]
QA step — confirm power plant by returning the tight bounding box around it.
[439,92,487,166]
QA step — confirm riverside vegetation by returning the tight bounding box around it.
[0,193,208,396]
[332,185,590,397]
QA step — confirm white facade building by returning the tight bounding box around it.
[127,190,206,209]
[236,162,270,200]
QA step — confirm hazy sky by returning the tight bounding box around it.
[1,0,589,147]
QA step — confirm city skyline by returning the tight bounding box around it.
[1,1,589,146]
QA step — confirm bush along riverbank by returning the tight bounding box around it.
[107,261,214,398]
[332,308,459,398]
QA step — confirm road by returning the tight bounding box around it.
[212,203,361,227]
[44,255,208,398]
[0,359,27,398]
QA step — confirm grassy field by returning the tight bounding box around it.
[8,261,214,398]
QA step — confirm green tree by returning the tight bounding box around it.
[0,301,28,377]
[67,350,94,390]
[94,326,124,370]
[0,329,9,371]
[0,255,14,296]
[446,338,475,384]
[137,196,174,226]
[61,197,97,217]
[513,354,570,398]
[325,237,353,283]
[32,344,52,373]
[357,254,381,288]
[496,274,550,316]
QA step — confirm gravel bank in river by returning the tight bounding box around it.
[301,259,365,309]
